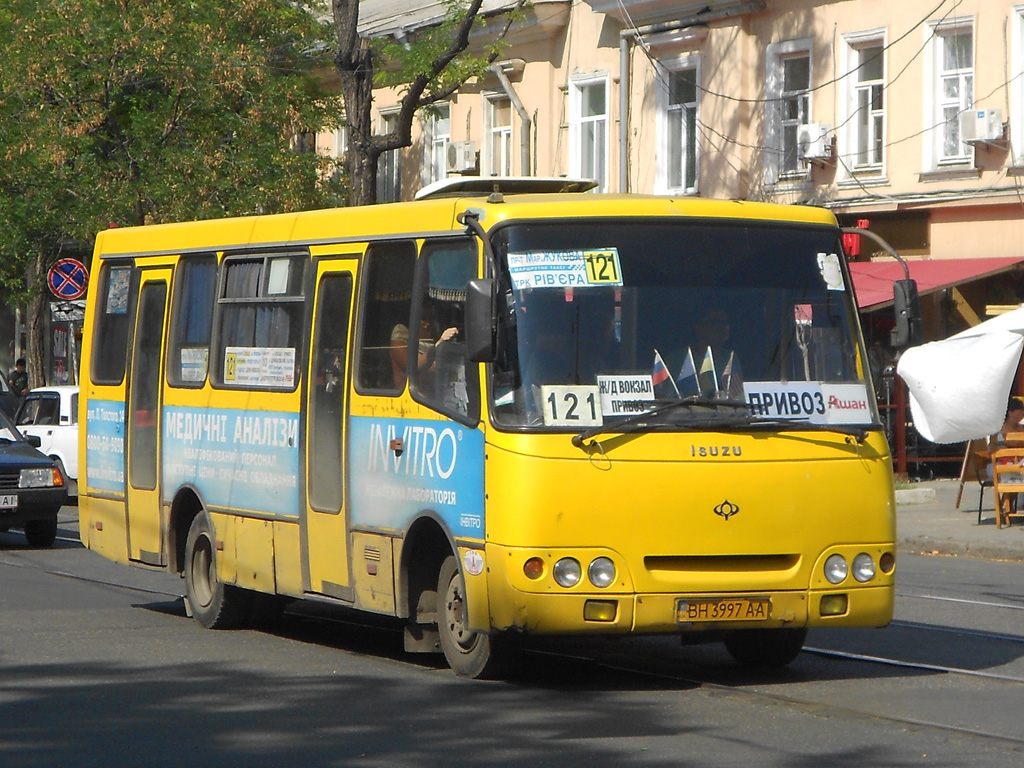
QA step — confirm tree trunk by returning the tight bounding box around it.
[26,251,48,389]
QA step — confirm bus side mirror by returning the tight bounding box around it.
[893,278,923,348]
[465,278,497,363]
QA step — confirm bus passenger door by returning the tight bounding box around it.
[126,271,170,565]
[303,261,356,599]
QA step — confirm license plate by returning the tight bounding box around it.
[676,597,770,624]
[0,494,17,509]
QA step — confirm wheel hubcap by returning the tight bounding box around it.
[190,535,215,608]
[444,574,475,652]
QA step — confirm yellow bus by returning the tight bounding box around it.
[79,179,898,677]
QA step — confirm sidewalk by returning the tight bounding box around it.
[896,478,1024,562]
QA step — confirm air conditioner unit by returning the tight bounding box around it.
[798,123,833,161]
[959,109,1004,143]
[446,141,477,173]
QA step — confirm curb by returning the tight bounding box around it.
[898,535,1024,562]
[895,488,937,505]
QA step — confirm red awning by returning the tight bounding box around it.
[849,257,1024,310]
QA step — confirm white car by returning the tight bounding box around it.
[15,386,79,497]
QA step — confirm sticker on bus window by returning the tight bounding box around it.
[597,375,655,416]
[540,385,603,427]
[105,266,132,315]
[816,252,844,291]
[507,248,623,290]
[224,346,296,388]
[180,348,209,382]
[743,381,872,425]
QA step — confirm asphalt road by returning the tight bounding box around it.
[2,507,1024,767]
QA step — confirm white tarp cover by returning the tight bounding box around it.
[897,328,1024,443]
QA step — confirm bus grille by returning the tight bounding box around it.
[644,554,801,574]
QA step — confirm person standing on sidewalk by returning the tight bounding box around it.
[6,358,27,399]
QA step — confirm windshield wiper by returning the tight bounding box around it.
[571,395,750,448]
[572,397,874,448]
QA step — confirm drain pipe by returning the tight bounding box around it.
[490,62,532,176]
[619,35,630,192]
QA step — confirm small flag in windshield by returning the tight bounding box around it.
[677,347,699,396]
[652,350,680,397]
[699,347,718,396]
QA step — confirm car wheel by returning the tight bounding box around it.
[183,512,253,629]
[24,517,58,548]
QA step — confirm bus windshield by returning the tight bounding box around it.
[489,219,876,430]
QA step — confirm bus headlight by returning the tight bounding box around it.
[824,554,848,584]
[588,557,616,588]
[553,558,582,588]
[852,553,876,583]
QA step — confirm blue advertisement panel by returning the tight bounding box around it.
[85,399,126,493]
[349,416,485,539]
[162,406,300,516]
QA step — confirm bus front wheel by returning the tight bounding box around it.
[723,627,807,668]
[184,513,252,629]
[436,555,511,679]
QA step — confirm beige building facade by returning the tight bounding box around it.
[325,0,1024,342]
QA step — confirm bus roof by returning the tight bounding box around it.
[91,194,838,261]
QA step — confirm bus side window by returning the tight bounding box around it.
[215,253,305,389]
[168,254,217,387]
[410,239,479,423]
[90,262,139,385]
[356,241,416,393]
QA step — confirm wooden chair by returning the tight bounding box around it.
[956,438,994,524]
[990,447,1024,528]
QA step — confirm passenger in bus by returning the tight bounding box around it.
[390,317,458,389]
[692,307,743,399]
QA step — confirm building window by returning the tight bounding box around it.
[844,37,885,171]
[570,75,609,191]
[765,39,812,184]
[656,57,699,194]
[484,95,513,176]
[377,111,401,202]
[422,104,450,186]
[927,20,973,167]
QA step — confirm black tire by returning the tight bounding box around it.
[24,517,58,548]
[436,554,512,679]
[723,627,808,669]
[183,513,252,629]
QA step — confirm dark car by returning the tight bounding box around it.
[0,374,18,419]
[0,407,68,547]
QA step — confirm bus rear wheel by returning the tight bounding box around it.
[436,555,511,679]
[723,627,807,669]
[184,513,252,629]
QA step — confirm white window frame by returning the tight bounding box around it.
[923,17,974,170]
[840,29,886,179]
[420,103,450,187]
[765,38,813,185]
[654,54,700,195]
[569,73,610,192]
[1012,6,1024,166]
[483,93,513,177]
[377,110,402,203]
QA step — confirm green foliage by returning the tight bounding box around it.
[0,0,345,298]
[373,0,517,101]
